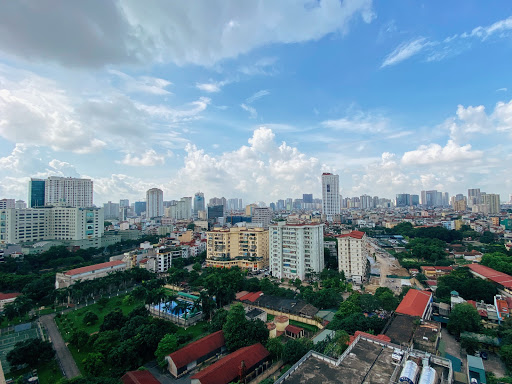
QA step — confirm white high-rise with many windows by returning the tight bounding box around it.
[321,173,340,221]
[146,188,164,218]
[269,222,324,280]
[337,230,369,284]
[45,177,93,208]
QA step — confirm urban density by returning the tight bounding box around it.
[0,2,511,384]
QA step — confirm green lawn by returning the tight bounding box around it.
[289,320,319,332]
[176,321,208,340]
[56,294,144,341]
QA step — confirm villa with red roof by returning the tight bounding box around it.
[190,343,269,384]
[166,330,226,378]
[55,260,127,289]
[395,289,433,319]
[0,292,21,311]
[337,230,369,284]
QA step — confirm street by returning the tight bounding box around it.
[39,314,80,379]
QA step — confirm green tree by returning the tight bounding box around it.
[500,344,512,369]
[7,339,54,367]
[82,352,105,377]
[266,338,284,361]
[83,311,99,326]
[359,294,380,313]
[460,335,480,355]
[283,338,313,364]
[209,308,228,332]
[69,330,89,350]
[448,303,481,337]
[100,309,126,332]
[223,303,269,351]
[155,334,178,368]
[324,330,350,357]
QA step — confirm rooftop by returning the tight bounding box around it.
[338,230,365,239]
[64,260,125,276]
[468,263,512,288]
[121,370,160,384]
[395,289,432,318]
[168,330,225,369]
[0,292,21,301]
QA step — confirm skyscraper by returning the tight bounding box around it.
[134,201,146,216]
[468,189,481,207]
[45,176,93,207]
[322,173,340,221]
[146,188,164,218]
[28,178,45,208]
[194,192,205,215]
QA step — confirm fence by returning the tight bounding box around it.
[147,305,204,327]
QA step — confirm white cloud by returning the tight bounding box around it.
[401,140,482,165]
[0,1,375,68]
[117,149,168,167]
[246,90,270,104]
[241,103,258,119]
[382,15,512,67]
[497,88,508,92]
[196,83,221,93]
[321,112,390,133]
[381,37,430,67]
[108,70,172,95]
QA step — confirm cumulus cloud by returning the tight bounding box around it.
[117,149,168,166]
[0,73,106,153]
[0,0,375,68]
[401,140,482,165]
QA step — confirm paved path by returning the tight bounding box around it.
[39,314,80,379]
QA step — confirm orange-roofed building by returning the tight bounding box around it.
[395,289,433,319]
[166,330,226,378]
[337,230,369,284]
[190,343,269,384]
[55,260,127,289]
[121,370,160,384]
[495,296,510,323]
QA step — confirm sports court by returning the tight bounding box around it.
[0,323,42,373]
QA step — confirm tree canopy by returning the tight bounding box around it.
[447,303,481,337]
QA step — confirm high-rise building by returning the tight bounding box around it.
[322,173,340,221]
[482,193,500,214]
[207,205,224,224]
[120,199,130,208]
[360,195,373,209]
[269,222,324,280]
[44,177,93,208]
[134,201,146,216]
[206,227,269,270]
[337,230,369,285]
[194,192,205,215]
[146,188,164,218]
[15,200,27,209]
[0,199,15,209]
[302,194,313,204]
[468,189,481,207]
[103,201,120,219]
[277,199,285,211]
[252,207,272,229]
[411,195,420,206]
[395,194,411,207]
[28,178,45,208]
[0,206,103,244]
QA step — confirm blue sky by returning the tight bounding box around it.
[1,0,512,205]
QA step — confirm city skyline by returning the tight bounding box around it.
[1,2,512,203]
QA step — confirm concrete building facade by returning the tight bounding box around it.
[146,188,164,218]
[270,222,324,280]
[321,173,340,221]
[337,230,369,284]
[45,176,93,208]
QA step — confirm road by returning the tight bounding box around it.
[39,314,80,379]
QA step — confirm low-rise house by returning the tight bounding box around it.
[121,370,160,384]
[190,343,270,384]
[395,289,433,320]
[0,292,21,311]
[55,260,127,289]
[166,330,226,378]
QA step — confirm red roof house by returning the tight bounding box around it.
[395,290,433,319]
[191,343,269,384]
[349,331,391,345]
[64,260,126,276]
[167,330,226,378]
[0,292,21,310]
[468,264,512,289]
[337,230,365,239]
[121,370,160,384]
[285,324,304,339]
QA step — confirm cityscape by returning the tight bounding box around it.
[1,2,512,384]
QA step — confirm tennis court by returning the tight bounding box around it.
[0,323,42,373]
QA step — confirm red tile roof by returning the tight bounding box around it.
[121,370,160,384]
[349,331,391,345]
[168,330,225,370]
[190,343,269,384]
[0,292,21,301]
[395,290,432,318]
[285,324,303,334]
[338,230,365,239]
[64,260,125,276]
[238,291,263,303]
[468,264,512,288]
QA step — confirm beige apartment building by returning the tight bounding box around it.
[206,227,269,270]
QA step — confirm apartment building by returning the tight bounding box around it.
[269,222,324,280]
[321,173,340,221]
[0,206,103,244]
[206,227,269,270]
[337,230,369,284]
[45,176,93,208]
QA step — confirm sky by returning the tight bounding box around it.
[1,0,512,205]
